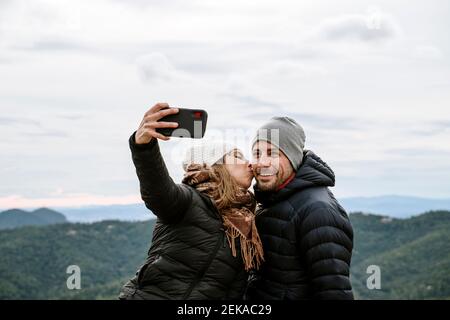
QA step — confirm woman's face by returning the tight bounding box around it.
[223,149,254,189]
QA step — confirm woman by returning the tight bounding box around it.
[119,102,264,300]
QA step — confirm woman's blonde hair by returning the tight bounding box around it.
[210,153,242,210]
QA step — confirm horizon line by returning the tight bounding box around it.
[2,193,450,211]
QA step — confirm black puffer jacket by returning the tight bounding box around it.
[246,150,354,300]
[119,133,247,300]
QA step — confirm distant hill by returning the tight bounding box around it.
[0,219,155,299]
[341,195,450,218]
[0,211,448,299]
[350,210,450,299]
[0,208,68,230]
[56,203,154,223]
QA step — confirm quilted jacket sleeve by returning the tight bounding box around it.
[129,132,192,224]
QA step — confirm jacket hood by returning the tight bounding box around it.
[254,150,335,206]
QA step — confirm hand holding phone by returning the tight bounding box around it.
[135,103,180,144]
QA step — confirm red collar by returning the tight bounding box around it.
[276,172,296,191]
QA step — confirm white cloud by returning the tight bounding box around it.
[257,60,328,80]
[1,0,450,206]
[136,52,182,83]
[0,0,81,48]
[313,9,400,42]
[413,45,444,60]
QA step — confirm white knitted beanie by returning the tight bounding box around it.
[182,141,236,171]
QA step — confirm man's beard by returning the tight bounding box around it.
[255,170,285,192]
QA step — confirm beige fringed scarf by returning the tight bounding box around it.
[182,164,264,271]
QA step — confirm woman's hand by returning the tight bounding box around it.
[135,102,179,144]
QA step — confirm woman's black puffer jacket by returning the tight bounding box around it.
[119,133,247,300]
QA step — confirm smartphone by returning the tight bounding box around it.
[156,108,208,138]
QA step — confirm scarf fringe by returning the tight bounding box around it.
[225,223,265,271]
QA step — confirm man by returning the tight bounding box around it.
[246,116,354,300]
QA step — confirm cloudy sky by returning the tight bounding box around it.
[0,0,449,209]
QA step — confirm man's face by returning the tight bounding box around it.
[252,140,294,192]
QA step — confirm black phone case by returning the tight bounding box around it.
[156,108,208,138]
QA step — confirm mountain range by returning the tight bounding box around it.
[0,208,67,230]
[0,209,448,299]
[341,195,450,218]
[2,195,450,227]
[0,195,446,225]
